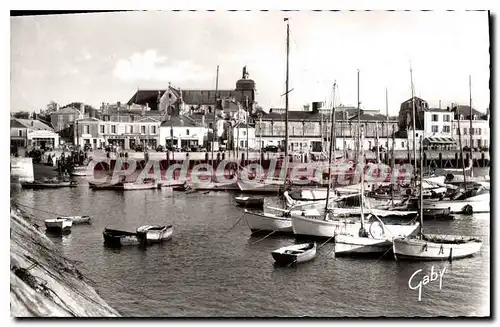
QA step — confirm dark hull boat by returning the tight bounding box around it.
[271,243,317,266]
[21,181,77,189]
[58,215,91,224]
[103,228,140,247]
[234,196,264,209]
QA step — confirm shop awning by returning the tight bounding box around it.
[423,136,457,145]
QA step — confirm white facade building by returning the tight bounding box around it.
[159,116,206,149]
[232,122,256,150]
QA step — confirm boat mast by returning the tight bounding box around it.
[456,104,467,189]
[356,69,360,162]
[246,96,249,166]
[259,114,262,167]
[359,125,366,234]
[212,65,219,167]
[410,65,417,182]
[386,87,389,163]
[324,83,336,219]
[375,121,380,164]
[469,75,474,178]
[419,135,424,237]
[284,17,290,184]
[391,125,396,206]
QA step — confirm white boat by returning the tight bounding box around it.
[237,179,285,194]
[244,207,322,234]
[190,180,239,191]
[422,189,490,214]
[122,178,158,190]
[283,189,338,209]
[271,243,317,265]
[70,166,92,176]
[136,225,173,244]
[57,215,91,224]
[45,217,73,233]
[393,134,483,261]
[393,234,483,261]
[333,234,394,255]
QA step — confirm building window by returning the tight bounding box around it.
[186,129,190,135]
[18,130,22,137]
[83,125,90,134]
[443,126,450,133]
[130,115,135,122]
[432,114,438,122]
[443,115,450,122]
[128,125,133,134]
[111,125,116,134]
[243,131,246,136]
[240,140,244,148]
[141,126,146,134]
[470,128,474,135]
[208,106,212,113]
[402,141,405,148]
[478,128,482,135]
[431,125,438,133]
[100,125,104,133]
[152,126,157,134]
[463,128,467,135]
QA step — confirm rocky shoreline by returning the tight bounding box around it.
[10,205,120,317]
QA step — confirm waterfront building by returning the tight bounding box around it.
[255,102,399,153]
[450,105,490,150]
[10,118,60,150]
[232,122,256,151]
[159,115,206,149]
[74,116,161,150]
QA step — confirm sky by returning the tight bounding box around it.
[10,10,490,115]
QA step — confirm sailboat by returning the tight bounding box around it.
[333,127,419,255]
[243,18,296,233]
[292,77,419,242]
[393,136,483,261]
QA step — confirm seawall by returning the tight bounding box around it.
[10,205,120,317]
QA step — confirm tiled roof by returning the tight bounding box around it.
[160,115,199,127]
[76,117,100,123]
[425,108,451,113]
[10,119,26,128]
[454,105,487,120]
[349,112,389,121]
[261,109,392,122]
[181,90,243,104]
[401,96,427,104]
[14,119,54,131]
[127,90,164,110]
[234,122,254,129]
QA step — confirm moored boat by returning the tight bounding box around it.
[57,215,91,224]
[271,243,317,265]
[21,180,77,189]
[244,209,293,234]
[136,225,173,244]
[102,228,140,247]
[422,189,490,214]
[45,217,73,233]
[70,166,93,176]
[237,179,285,194]
[234,196,264,209]
[393,234,483,261]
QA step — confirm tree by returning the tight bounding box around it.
[46,101,58,113]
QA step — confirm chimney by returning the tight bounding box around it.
[202,115,205,127]
[80,103,85,116]
[146,103,150,111]
[56,103,60,111]
[117,101,121,111]
[312,102,322,114]
[127,104,131,111]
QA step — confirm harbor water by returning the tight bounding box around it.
[10,173,490,317]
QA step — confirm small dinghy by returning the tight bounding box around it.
[103,228,140,247]
[57,215,91,224]
[271,243,317,266]
[45,217,73,234]
[21,180,77,189]
[234,196,264,209]
[136,225,173,244]
[172,183,190,191]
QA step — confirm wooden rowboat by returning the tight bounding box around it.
[57,215,91,224]
[271,243,317,266]
[136,225,173,244]
[103,228,140,247]
[234,196,264,209]
[45,217,72,234]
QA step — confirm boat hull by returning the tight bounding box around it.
[334,235,392,255]
[22,182,72,189]
[245,210,293,234]
[103,229,140,247]
[423,192,490,214]
[191,181,239,191]
[393,236,483,261]
[58,215,91,224]
[235,196,264,209]
[45,219,73,233]
[237,180,284,194]
[137,225,174,244]
[271,243,316,265]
